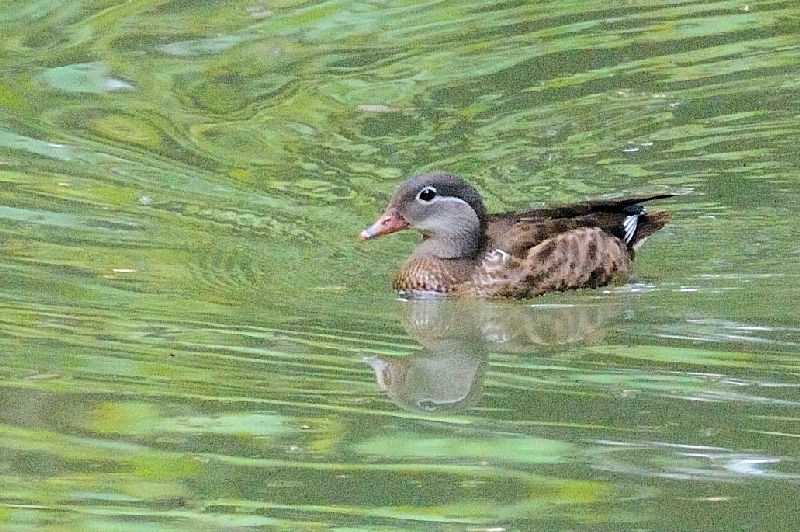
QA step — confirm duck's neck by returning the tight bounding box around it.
[415,219,484,260]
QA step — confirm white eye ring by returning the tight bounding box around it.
[416,186,437,203]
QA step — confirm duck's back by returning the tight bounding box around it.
[484,194,672,256]
[471,195,672,298]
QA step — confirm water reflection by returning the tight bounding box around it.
[366,297,623,412]
[591,440,800,482]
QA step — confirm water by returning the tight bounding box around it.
[1,0,800,530]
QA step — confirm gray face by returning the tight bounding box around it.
[379,173,487,259]
[388,173,486,236]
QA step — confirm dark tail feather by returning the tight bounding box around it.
[574,193,676,214]
[614,193,675,209]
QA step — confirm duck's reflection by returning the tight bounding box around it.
[365,298,487,413]
[366,297,621,413]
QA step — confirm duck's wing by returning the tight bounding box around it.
[485,194,673,256]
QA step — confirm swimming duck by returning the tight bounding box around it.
[360,173,672,298]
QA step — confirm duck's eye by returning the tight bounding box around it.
[417,186,437,203]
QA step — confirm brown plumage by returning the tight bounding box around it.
[360,173,672,298]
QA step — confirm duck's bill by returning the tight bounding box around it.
[359,210,409,240]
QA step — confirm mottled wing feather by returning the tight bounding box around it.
[472,227,632,298]
[486,217,594,257]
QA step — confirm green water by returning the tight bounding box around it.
[2,0,800,530]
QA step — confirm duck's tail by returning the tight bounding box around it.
[630,210,671,251]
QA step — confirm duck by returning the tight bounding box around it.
[359,173,672,298]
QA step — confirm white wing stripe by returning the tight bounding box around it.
[623,214,639,244]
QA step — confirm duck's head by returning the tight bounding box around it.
[359,173,486,259]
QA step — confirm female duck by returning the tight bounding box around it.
[360,173,671,298]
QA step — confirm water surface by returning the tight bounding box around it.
[1,0,800,530]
